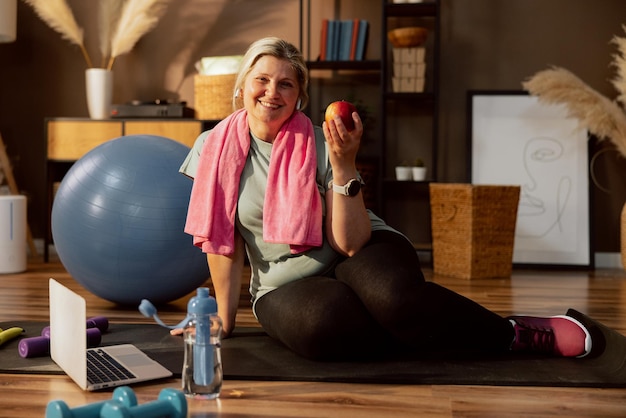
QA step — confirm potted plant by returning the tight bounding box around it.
[395,160,413,181]
[412,158,427,181]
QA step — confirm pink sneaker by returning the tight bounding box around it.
[508,315,592,358]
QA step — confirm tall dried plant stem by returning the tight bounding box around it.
[611,25,626,109]
[23,0,93,68]
[77,44,93,69]
[524,67,626,159]
[106,0,170,70]
[98,0,125,68]
[524,27,626,160]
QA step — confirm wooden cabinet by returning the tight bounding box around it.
[44,118,211,261]
[46,119,203,161]
[124,121,203,147]
[47,121,123,161]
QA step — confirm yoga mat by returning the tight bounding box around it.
[0,309,623,387]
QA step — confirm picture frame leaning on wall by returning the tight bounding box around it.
[467,90,592,268]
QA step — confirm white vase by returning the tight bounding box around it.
[85,69,113,120]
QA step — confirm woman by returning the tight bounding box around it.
[180,37,592,361]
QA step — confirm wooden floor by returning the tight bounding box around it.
[1,256,626,417]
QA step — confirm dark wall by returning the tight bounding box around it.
[0,0,625,256]
[438,0,626,253]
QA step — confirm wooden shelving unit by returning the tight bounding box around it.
[299,0,441,247]
[380,0,440,247]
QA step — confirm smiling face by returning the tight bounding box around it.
[242,55,300,142]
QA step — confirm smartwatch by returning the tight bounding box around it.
[332,179,363,197]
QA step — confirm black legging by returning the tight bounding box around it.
[255,230,515,360]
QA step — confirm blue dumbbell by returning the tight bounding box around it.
[99,388,187,418]
[45,386,137,418]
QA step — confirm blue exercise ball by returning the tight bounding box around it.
[51,135,209,305]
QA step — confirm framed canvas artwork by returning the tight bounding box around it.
[468,91,592,267]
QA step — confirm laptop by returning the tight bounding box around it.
[49,278,173,391]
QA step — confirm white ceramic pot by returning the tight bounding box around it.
[395,166,412,181]
[85,68,113,120]
[412,166,427,181]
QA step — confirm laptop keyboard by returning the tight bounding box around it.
[87,349,136,384]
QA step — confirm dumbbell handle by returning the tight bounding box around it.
[20,317,108,358]
[42,316,109,338]
[18,328,101,358]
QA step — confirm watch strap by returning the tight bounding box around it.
[331,178,363,196]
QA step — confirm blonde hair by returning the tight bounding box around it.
[232,37,309,111]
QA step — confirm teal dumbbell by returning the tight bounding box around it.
[45,387,137,418]
[99,388,187,418]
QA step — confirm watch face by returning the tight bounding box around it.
[347,179,361,196]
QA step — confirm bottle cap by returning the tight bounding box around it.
[187,287,217,316]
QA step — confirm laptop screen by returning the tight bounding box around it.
[49,278,89,390]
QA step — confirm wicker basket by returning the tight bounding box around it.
[194,74,237,120]
[429,183,520,279]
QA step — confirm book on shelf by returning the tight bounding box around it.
[320,19,328,61]
[319,19,368,61]
[338,19,353,61]
[349,19,359,60]
[355,20,368,61]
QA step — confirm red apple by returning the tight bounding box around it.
[324,100,357,131]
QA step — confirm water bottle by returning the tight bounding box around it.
[181,287,223,399]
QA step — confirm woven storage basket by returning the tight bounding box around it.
[194,74,237,120]
[429,183,520,279]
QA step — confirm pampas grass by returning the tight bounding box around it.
[523,26,626,159]
[23,0,171,70]
[23,0,92,67]
[523,67,626,158]
[107,0,170,70]
[98,0,125,68]
[611,25,626,109]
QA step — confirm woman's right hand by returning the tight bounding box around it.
[205,231,245,338]
[322,110,363,181]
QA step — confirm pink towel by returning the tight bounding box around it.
[184,109,323,255]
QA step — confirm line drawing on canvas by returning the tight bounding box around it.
[517,136,572,238]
